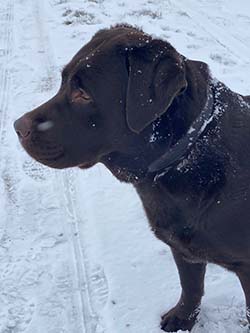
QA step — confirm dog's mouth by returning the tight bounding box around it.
[19,137,98,170]
[20,138,67,168]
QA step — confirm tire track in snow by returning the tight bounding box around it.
[0,0,94,331]
[0,0,13,145]
[59,170,107,333]
[0,0,20,223]
[32,1,106,332]
[0,0,16,229]
[172,0,250,65]
[0,1,39,332]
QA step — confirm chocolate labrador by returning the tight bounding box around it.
[14,25,250,332]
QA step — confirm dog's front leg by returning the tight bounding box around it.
[161,248,206,332]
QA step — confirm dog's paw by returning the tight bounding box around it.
[160,305,198,332]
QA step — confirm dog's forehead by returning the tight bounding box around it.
[93,25,148,44]
[61,25,180,82]
[63,26,151,75]
[65,50,115,80]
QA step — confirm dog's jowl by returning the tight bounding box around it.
[14,25,250,332]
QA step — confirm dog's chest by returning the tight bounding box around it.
[153,221,211,263]
[153,208,211,263]
[136,182,221,263]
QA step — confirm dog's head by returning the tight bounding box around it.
[14,25,188,172]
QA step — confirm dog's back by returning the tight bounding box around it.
[244,95,250,103]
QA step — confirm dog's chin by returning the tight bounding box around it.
[37,157,70,169]
[77,161,96,169]
[30,153,97,170]
[30,153,69,169]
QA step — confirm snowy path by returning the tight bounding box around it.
[0,0,250,332]
[0,0,102,332]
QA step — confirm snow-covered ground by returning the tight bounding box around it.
[1,0,250,332]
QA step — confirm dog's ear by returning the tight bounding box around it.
[125,39,187,133]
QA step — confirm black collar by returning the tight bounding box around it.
[148,84,214,175]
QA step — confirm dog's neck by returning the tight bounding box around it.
[147,59,219,173]
[102,60,217,184]
[149,82,214,175]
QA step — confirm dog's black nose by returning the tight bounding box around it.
[14,116,32,139]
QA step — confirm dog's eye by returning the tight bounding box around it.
[71,75,92,102]
[71,88,91,103]
[79,88,91,100]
